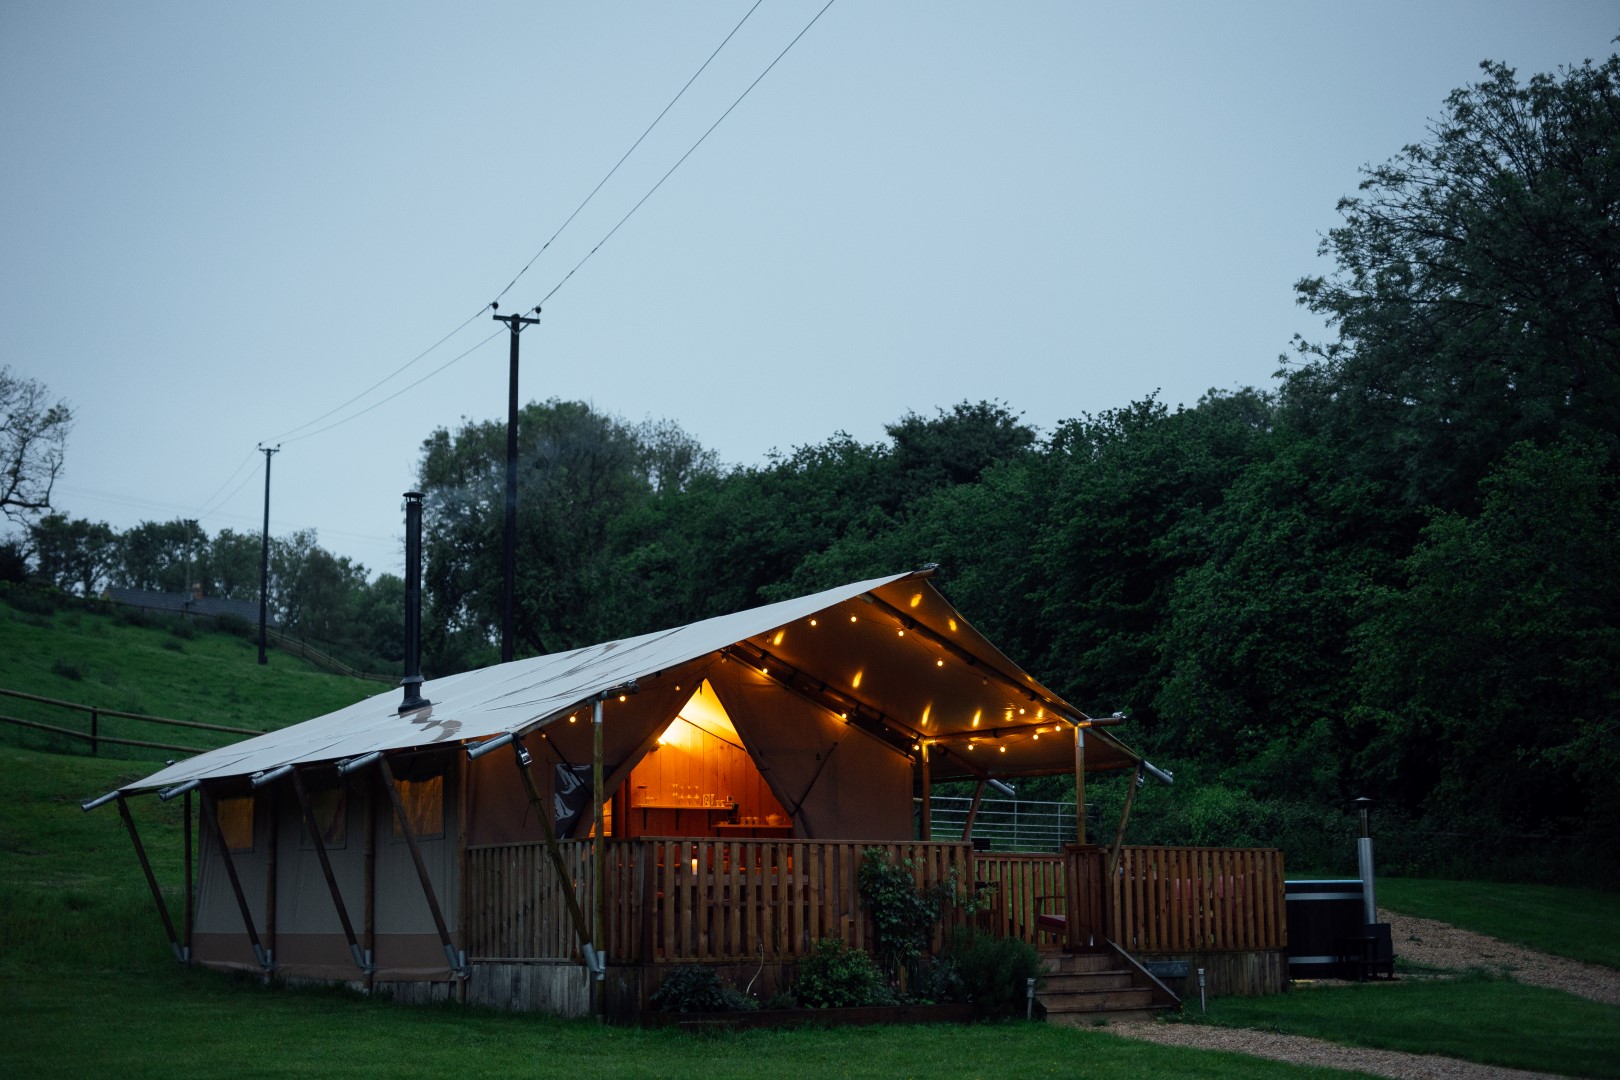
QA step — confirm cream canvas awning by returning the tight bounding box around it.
[115,569,1154,798]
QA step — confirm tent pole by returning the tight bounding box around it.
[592,696,607,1021]
[511,737,595,961]
[363,770,376,993]
[1074,724,1087,845]
[199,787,272,971]
[1107,767,1142,880]
[919,741,932,841]
[115,794,183,962]
[183,789,194,962]
[375,755,464,978]
[287,767,370,973]
[264,786,278,970]
[961,779,986,842]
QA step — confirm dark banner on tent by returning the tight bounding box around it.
[554,764,592,837]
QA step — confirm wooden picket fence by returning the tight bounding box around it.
[1106,845,1286,953]
[466,839,973,964]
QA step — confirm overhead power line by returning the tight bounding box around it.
[490,0,766,308]
[279,329,505,446]
[538,0,838,307]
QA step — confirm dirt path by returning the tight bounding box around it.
[1105,907,1620,1079]
[1381,908,1620,1005]
[1112,1022,1566,1080]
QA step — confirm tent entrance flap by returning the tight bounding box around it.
[375,755,464,978]
[200,786,271,971]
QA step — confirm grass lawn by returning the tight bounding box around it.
[1,965,1369,1080]
[1200,973,1620,1080]
[1379,877,1620,970]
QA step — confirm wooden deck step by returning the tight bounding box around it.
[1035,946,1179,1027]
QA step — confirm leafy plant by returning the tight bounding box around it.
[792,938,892,1008]
[50,658,82,680]
[946,926,1042,1018]
[648,964,757,1013]
[856,847,980,986]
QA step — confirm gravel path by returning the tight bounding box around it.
[1104,906,1620,1079]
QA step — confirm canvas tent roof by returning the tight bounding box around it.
[118,569,1151,798]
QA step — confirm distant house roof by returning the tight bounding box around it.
[106,587,276,628]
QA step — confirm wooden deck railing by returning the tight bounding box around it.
[466,840,1284,965]
[467,838,973,965]
[1106,846,1286,953]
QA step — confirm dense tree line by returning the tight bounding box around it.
[8,55,1615,882]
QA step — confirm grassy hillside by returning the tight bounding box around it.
[0,591,381,763]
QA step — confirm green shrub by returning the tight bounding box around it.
[215,614,254,639]
[946,926,1042,1018]
[162,639,185,653]
[792,938,893,1008]
[50,658,82,681]
[168,617,196,640]
[4,587,58,616]
[648,965,757,1012]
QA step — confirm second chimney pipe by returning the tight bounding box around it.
[399,491,430,715]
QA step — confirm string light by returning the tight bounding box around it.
[935,658,944,667]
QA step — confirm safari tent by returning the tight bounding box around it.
[88,568,1287,1022]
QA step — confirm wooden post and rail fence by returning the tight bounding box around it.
[0,686,265,756]
[464,838,1285,967]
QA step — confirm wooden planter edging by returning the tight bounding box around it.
[644,1002,977,1031]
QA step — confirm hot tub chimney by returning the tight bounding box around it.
[398,490,431,715]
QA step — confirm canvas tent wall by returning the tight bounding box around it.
[94,569,1161,988]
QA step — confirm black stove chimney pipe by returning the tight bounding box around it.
[399,491,431,715]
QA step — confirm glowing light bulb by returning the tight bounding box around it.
[999,745,1007,753]
[935,658,944,668]
[809,618,818,627]
[897,628,905,637]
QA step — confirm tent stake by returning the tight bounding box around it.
[115,794,183,962]
[199,787,272,971]
[375,754,465,978]
[287,767,371,973]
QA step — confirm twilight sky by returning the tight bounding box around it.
[3,1,1614,577]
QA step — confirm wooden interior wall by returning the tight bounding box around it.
[620,719,787,839]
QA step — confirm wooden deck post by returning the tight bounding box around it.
[592,696,607,1020]
[919,741,932,841]
[1073,723,1087,845]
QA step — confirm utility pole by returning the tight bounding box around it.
[491,303,540,664]
[256,445,280,665]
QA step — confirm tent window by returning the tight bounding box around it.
[300,787,346,849]
[217,796,254,853]
[392,774,444,839]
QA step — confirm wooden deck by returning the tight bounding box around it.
[467,839,1285,966]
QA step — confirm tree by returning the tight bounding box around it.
[1353,438,1620,837]
[417,400,688,669]
[30,514,117,597]
[1,366,72,523]
[1287,55,1620,514]
[117,518,208,593]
